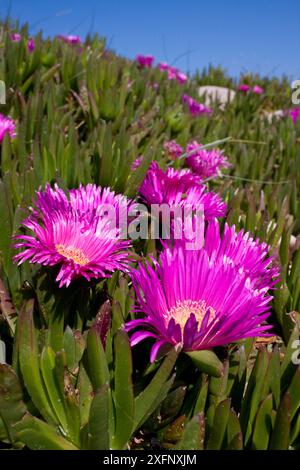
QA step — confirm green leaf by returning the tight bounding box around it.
[86,328,110,390]
[207,398,231,450]
[252,394,273,450]
[17,300,58,423]
[185,350,223,378]
[134,348,178,430]
[0,364,27,443]
[88,385,110,450]
[269,392,292,450]
[112,330,134,449]
[175,413,205,450]
[15,414,78,450]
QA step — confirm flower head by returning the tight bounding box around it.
[58,34,81,45]
[139,162,227,219]
[252,85,264,95]
[163,140,183,160]
[11,33,21,42]
[289,107,300,123]
[125,244,274,361]
[186,140,230,179]
[0,114,16,143]
[238,84,250,92]
[182,94,212,116]
[14,184,133,287]
[136,54,154,68]
[28,38,35,52]
[158,63,188,84]
[176,219,279,291]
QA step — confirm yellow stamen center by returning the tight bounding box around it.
[167,299,215,332]
[56,244,89,266]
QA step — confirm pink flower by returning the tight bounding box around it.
[252,85,264,95]
[125,240,275,361]
[186,140,230,179]
[58,35,81,45]
[163,140,183,160]
[131,157,143,171]
[139,162,227,220]
[289,108,300,123]
[0,114,16,143]
[28,38,35,53]
[158,62,169,72]
[176,71,188,84]
[158,62,188,85]
[238,84,250,92]
[14,184,133,287]
[182,94,212,117]
[136,54,154,68]
[11,33,21,42]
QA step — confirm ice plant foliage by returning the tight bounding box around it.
[14,184,133,287]
[139,162,227,219]
[136,54,154,68]
[186,140,230,179]
[126,243,274,361]
[182,94,212,116]
[0,114,16,142]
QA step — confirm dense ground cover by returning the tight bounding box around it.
[0,21,299,450]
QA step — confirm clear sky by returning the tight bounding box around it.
[1,0,300,79]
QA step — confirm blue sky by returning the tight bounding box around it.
[1,0,300,79]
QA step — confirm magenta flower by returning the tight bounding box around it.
[289,108,300,123]
[186,140,230,179]
[163,140,183,160]
[0,114,16,143]
[58,35,81,45]
[252,85,264,95]
[158,62,188,85]
[28,38,35,53]
[238,84,250,92]
[125,245,274,361]
[139,162,227,219]
[14,184,133,287]
[11,33,21,42]
[179,219,279,291]
[131,157,143,171]
[136,54,154,68]
[182,94,212,117]
[175,70,188,85]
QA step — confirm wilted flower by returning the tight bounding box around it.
[136,54,154,68]
[252,85,264,95]
[289,107,300,123]
[14,184,133,287]
[11,33,21,42]
[182,94,212,116]
[186,140,230,179]
[139,162,227,219]
[163,140,183,160]
[58,34,81,45]
[28,38,35,52]
[238,84,250,92]
[0,114,16,143]
[125,244,274,361]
